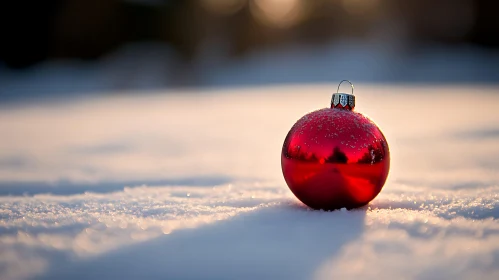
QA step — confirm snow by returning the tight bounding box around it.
[1,84,499,279]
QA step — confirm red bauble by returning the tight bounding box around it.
[281,82,390,210]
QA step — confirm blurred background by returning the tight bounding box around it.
[1,0,499,104]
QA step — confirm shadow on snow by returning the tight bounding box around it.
[36,204,366,280]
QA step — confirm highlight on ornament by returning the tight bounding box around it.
[281,80,390,211]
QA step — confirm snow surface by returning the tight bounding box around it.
[1,85,499,279]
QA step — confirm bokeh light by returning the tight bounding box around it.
[250,0,307,29]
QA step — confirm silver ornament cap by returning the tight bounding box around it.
[331,80,355,111]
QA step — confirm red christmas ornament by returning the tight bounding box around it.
[281,81,390,210]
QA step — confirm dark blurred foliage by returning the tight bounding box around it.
[1,0,498,69]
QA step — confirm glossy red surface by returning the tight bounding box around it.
[281,108,390,210]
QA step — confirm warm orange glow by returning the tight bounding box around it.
[250,0,305,28]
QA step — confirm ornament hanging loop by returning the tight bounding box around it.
[337,80,354,95]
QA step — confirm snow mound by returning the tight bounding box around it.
[1,85,499,279]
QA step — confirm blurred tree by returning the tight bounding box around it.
[327,147,348,163]
[1,0,498,68]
